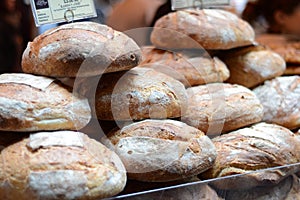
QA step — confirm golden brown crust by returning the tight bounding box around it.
[22,22,142,77]
[182,83,263,134]
[0,73,91,131]
[105,119,216,182]
[200,123,300,190]
[218,45,286,88]
[253,76,300,130]
[151,9,255,50]
[80,68,188,121]
[0,131,127,200]
[140,46,229,87]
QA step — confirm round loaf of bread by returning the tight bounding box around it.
[218,45,286,88]
[80,67,188,121]
[104,119,217,182]
[181,83,263,134]
[151,9,255,50]
[200,123,300,190]
[140,46,230,87]
[0,73,91,131]
[253,75,300,130]
[22,22,142,77]
[0,131,127,200]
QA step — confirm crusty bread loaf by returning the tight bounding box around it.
[22,22,142,77]
[151,9,255,50]
[104,119,216,182]
[80,67,187,121]
[0,73,91,131]
[140,46,230,87]
[218,45,286,88]
[181,83,263,134]
[253,75,300,130]
[200,123,300,190]
[0,131,127,200]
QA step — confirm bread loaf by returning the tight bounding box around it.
[104,119,216,182]
[80,67,187,120]
[22,22,142,77]
[218,45,286,88]
[0,131,127,200]
[151,9,255,50]
[140,46,230,87]
[181,83,263,134]
[253,75,300,130]
[0,73,91,131]
[200,123,300,190]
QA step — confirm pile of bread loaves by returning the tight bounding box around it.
[0,8,300,200]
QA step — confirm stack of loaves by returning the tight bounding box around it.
[1,8,300,200]
[134,8,300,199]
[0,22,143,200]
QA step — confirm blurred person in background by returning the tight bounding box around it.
[0,0,35,73]
[242,0,300,35]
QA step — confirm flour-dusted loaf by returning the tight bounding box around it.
[104,119,216,182]
[140,46,229,87]
[200,123,300,190]
[151,9,255,50]
[0,73,91,131]
[218,45,286,88]
[253,75,300,130]
[181,83,263,134]
[80,67,187,121]
[0,131,127,200]
[22,22,142,77]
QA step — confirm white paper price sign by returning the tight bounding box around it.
[172,0,230,10]
[30,0,97,26]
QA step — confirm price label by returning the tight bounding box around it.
[30,0,97,26]
[171,0,230,10]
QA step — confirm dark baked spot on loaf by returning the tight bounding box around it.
[0,115,28,130]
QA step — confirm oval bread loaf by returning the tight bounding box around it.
[80,67,188,121]
[0,131,127,200]
[140,46,230,87]
[253,75,300,130]
[182,83,263,134]
[0,73,91,131]
[104,119,216,182]
[218,45,286,88]
[151,9,255,50]
[22,22,142,77]
[200,123,300,190]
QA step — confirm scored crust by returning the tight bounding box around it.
[140,46,230,87]
[0,73,91,131]
[105,119,216,182]
[151,9,255,50]
[22,22,142,77]
[0,131,127,200]
[200,123,300,190]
